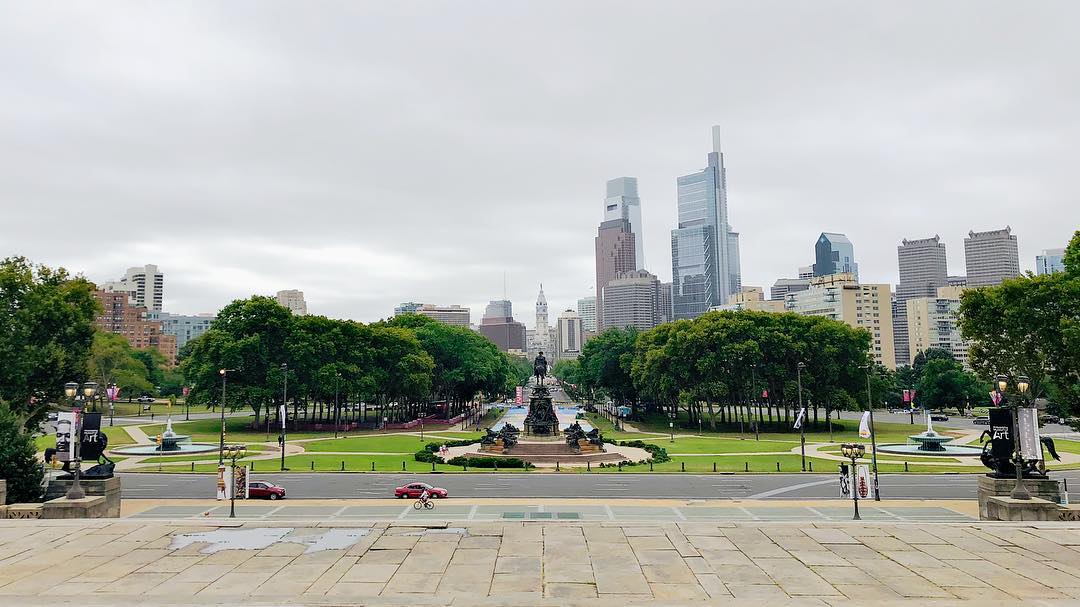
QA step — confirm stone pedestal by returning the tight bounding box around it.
[42,496,107,519]
[7,504,42,519]
[45,476,121,518]
[977,475,1062,519]
[984,496,1061,521]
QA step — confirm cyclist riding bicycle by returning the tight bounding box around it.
[419,488,431,504]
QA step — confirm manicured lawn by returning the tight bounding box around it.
[302,434,435,453]
[153,453,530,474]
[654,437,796,454]
[139,416,330,442]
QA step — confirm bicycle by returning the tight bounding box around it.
[413,499,434,510]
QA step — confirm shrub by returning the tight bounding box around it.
[424,439,475,453]
[413,450,444,464]
[619,440,670,463]
[0,401,44,503]
[446,456,526,468]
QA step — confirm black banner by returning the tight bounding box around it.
[988,407,1014,459]
[81,413,104,461]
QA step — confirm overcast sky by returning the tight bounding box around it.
[2,1,1077,326]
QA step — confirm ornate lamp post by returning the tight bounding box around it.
[797,362,806,472]
[223,444,247,518]
[63,381,98,500]
[999,374,1032,500]
[218,369,234,466]
[840,442,865,520]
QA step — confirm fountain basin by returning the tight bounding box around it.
[877,442,983,457]
[112,435,220,456]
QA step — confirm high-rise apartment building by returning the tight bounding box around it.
[145,311,215,353]
[276,289,308,315]
[671,126,741,320]
[479,299,526,352]
[964,227,1020,287]
[770,278,810,301]
[92,291,177,364]
[1036,248,1066,275]
[602,270,661,331]
[894,235,948,366]
[595,218,636,331]
[812,233,858,280]
[576,296,597,333]
[555,309,584,361]
[101,264,164,311]
[393,303,470,327]
[906,286,970,369]
[604,177,645,270]
[784,274,895,370]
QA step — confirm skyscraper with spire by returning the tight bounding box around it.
[604,177,645,270]
[671,126,741,319]
[527,284,555,357]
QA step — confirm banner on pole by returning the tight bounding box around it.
[56,412,76,462]
[902,389,910,403]
[280,404,287,431]
[989,391,1003,406]
[216,465,227,500]
[793,407,806,429]
[838,464,850,497]
[515,386,523,405]
[1018,407,1041,461]
[761,389,768,399]
[859,411,872,439]
[106,385,120,401]
[856,464,871,498]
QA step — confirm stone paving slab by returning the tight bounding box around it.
[5,518,1080,605]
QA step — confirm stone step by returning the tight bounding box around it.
[507,443,579,455]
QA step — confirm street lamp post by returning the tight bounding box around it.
[218,369,234,466]
[223,444,247,518]
[280,363,288,472]
[841,442,865,520]
[334,372,341,439]
[998,374,1032,500]
[861,363,881,501]
[63,381,98,500]
[797,362,806,472]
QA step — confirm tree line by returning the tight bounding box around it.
[180,296,521,425]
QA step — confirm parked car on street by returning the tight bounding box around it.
[973,416,990,425]
[248,481,287,500]
[137,395,154,403]
[930,413,949,422]
[394,482,448,499]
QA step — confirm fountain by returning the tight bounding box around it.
[112,417,219,455]
[877,413,982,457]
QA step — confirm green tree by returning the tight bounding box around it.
[87,331,153,401]
[0,257,98,427]
[579,326,639,411]
[915,358,983,414]
[0,401,44,503]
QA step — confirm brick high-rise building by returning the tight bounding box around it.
[479,299,526,353]
[595,218,636,331]
[964,227,1020,287]
[602,270,661,331]
[92,290,177,364]
[894,235,948,366]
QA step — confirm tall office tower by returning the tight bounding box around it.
[657,282,673,324]
[812,233,859,280]
[604,177,645,270]
[947,276,968,288]
[770,278,810,301]
[276,289,308,315]
[555,309,584,360]
[894,236,948,366]
[576,296,597,333]
[595,218,636,331]
[602,270,661,331]
[784,274,896,370]
[964,226,1020,287]
[1036,248,1066,275]
[101,264,164,311]
[671,126,741,319]
[479,299,526,352]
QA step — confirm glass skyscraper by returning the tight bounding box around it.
[671,126,741,319]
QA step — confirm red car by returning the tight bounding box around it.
[248,481,287,500]
[394,482,448,499]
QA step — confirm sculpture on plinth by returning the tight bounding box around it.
[533,351,548,386]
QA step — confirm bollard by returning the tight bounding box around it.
[618,461,622,472]
[191,462,194,472]
[463,464,468,472]
[587,461,591,472]
[252,462,255,471]
[431,461,435,472]
[745,462,749,472]
[341,461,345,471]
[402,461,406,471]
[809,461,813,472]
[681,461,685,472]
[776,461,780,472]
[494,461,498,472]
[650,461,653,472]
[904,461,909,472]
[556,461,560,471]
[311,460,314,470]
[713,462,717,473]
[371,461,375,471]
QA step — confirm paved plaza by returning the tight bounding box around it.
[4,509,1080,605]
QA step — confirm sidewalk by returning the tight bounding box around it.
[3,515,1080,605]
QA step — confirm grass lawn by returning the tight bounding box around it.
[301,434,434,453]
[152,453,531,474]
[139,416,333,442]
[650,437,796,454]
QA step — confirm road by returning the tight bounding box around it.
[119,471,1080,500]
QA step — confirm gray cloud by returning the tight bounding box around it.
[2,1,1076,324]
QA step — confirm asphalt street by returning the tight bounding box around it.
[119,471,1080,501]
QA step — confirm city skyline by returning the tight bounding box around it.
[2,3,1076,323]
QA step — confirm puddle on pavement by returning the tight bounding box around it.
[169,527,371,554]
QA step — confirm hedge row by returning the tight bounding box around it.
[446,455,527,468]
[619,440,671,463]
